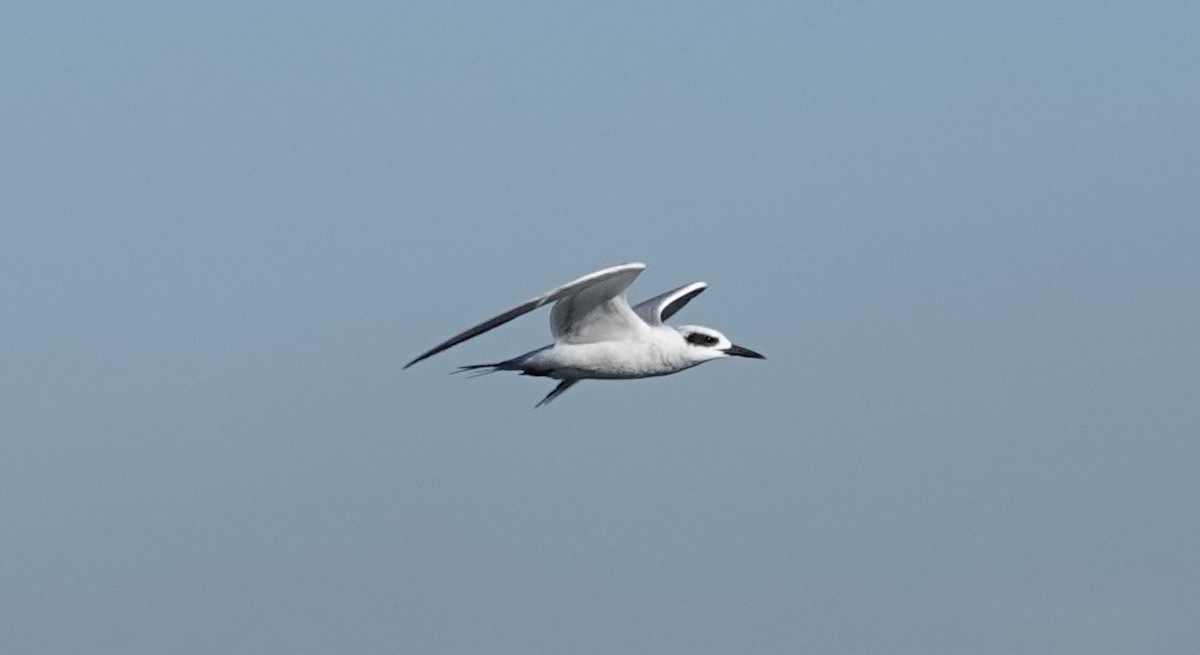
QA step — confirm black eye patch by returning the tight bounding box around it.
[686,332,719,347]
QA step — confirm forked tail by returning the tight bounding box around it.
[451,354,532,378]
[452,360,581,407]
[452,362,512,378]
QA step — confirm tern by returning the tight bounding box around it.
[404,262,765,406]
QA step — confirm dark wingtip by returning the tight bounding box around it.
[403,353,430,369]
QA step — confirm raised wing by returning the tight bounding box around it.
[632,281,707,326]
[404,263,646,368]
[549,264,648,344]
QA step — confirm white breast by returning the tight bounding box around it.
[533,329,693,379]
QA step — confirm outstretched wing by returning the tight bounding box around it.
[405,263,647,368]
[632,281,707,326]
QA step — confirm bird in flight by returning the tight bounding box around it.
[405,263,765,406]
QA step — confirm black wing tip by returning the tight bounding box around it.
[403,352,433,369]
[681,282,708,301]
[659,284,709,322]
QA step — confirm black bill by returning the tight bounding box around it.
[723,344,765,359]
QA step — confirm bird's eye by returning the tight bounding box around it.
[686,332,719,347]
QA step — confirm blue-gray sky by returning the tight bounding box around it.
[3,2,1198,653]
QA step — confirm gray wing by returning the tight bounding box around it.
[632,281,707,326]
[549,264,650,344]
[405,263,647,368]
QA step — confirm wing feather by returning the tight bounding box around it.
[549,265,648,343]
[404,263,646,368]
[632,282,707,325]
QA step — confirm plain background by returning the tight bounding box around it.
[3,2,1198,653]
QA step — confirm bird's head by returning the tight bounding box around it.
[673,325,766,364]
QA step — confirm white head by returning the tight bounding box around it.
[673,325,766,365]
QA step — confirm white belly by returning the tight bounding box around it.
[530,341,692,380]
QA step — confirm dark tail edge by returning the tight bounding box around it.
[453,362,498,372]
[451,362,506,377]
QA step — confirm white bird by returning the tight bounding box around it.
[404,262,765,406]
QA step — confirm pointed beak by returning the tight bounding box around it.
[723,344,765,359]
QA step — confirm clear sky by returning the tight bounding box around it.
[3,2,1198,653]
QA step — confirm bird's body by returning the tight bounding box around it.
[474,329,701,380]
[405,263,764,406]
